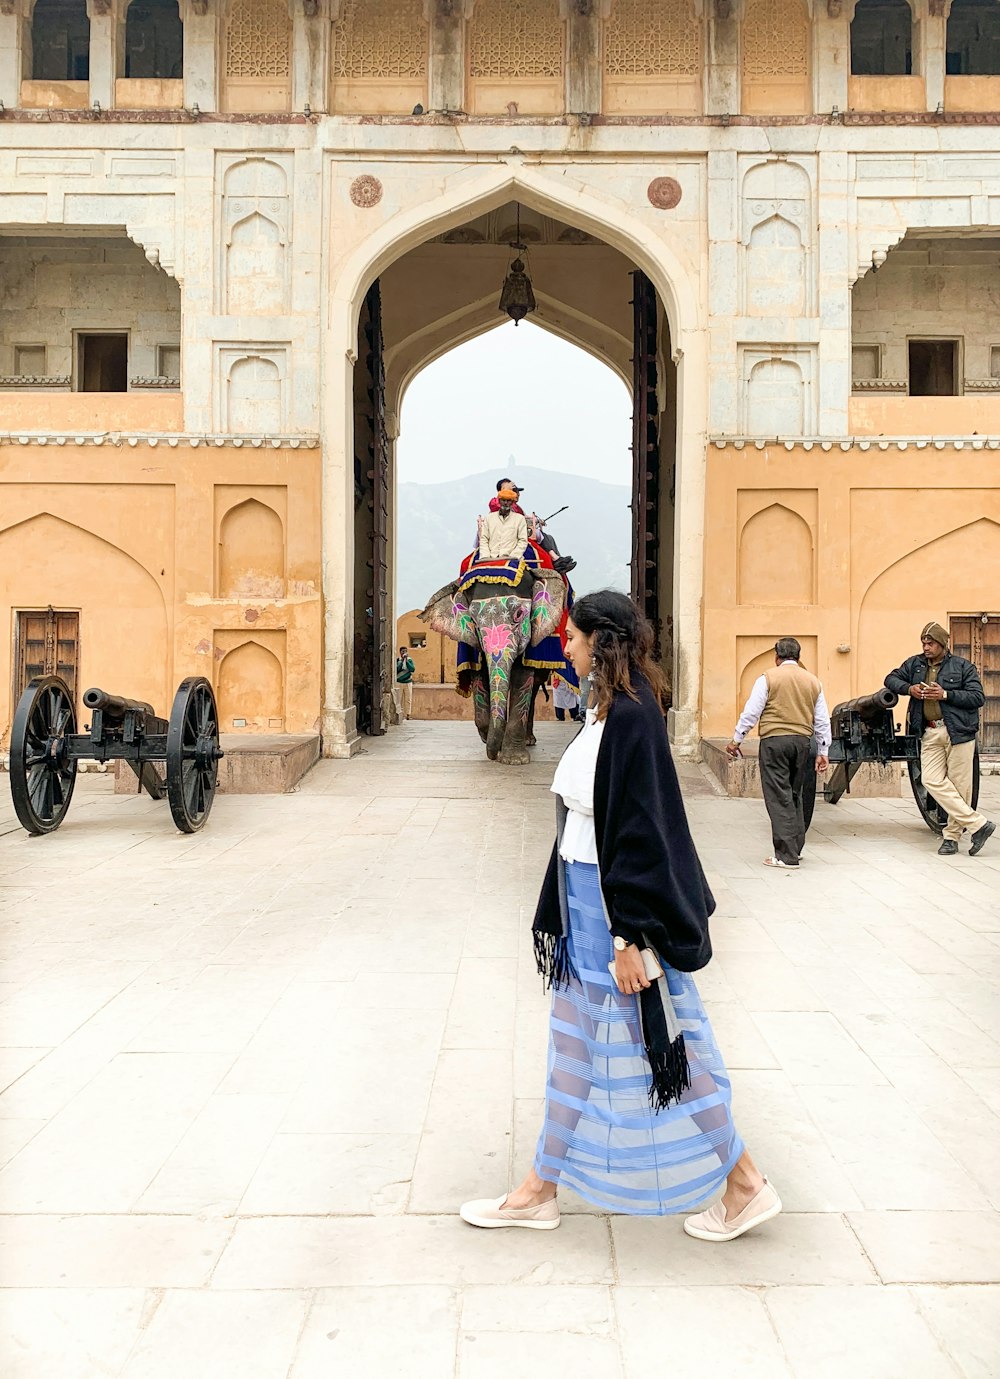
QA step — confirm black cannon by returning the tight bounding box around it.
[9,675,224,836]
[823,686,980,834]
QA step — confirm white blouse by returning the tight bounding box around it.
[550,707,605,863]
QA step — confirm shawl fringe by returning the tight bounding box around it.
[533,930,575,990]
[646,1032,692,1112]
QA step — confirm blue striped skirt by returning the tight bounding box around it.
[534,859,744,1215]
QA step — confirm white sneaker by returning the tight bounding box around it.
[684,1179,782,1242]
[459,1193,560,1230]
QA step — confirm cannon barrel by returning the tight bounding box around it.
[830,687,898,723]
[83,687,157,722]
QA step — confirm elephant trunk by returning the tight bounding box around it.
[484,642,520,761]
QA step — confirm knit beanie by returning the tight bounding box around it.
[921,621,950,651]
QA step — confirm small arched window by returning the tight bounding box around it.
[850,0,913,77]
[124,0,183,79]
[946,0,1000,75]
[31,0,90,80]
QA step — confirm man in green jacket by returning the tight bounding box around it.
[395,645,415,720]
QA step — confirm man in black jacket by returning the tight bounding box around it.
[885,621,994,857]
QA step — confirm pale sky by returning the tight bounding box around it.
[396,321,632,486]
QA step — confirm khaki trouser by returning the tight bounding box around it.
[920,724,986,840]
[395,681,413,719]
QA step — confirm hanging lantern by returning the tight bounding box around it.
[497,205,537,326]
[498,256,536,326]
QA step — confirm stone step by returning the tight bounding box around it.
[113,733,320,797]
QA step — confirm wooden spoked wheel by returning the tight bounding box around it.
[165,677,222,833]
[10,675,78,835]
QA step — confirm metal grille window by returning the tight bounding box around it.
[469,0,563,79]
[332,0,427,78]
[225,0,290,77]
[743,0,809,77]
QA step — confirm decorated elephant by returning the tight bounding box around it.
[420,566,569,764]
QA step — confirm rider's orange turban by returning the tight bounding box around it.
[497,486,519,501]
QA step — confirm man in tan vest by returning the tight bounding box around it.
[726,637,831,869]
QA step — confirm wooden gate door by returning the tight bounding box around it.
[15,609,80,701]
[363,279,390,735]
[950,614,1000,752]
[630,271,661,651]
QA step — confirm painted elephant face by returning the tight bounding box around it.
[471,595,531,722]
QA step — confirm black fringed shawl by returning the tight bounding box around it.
[532,674,716,1110]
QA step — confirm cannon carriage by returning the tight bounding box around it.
[9,675,224,836]
[823,687,980,835]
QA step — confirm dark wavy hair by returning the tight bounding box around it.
[570,590,667,719]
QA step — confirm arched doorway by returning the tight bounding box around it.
[392,321,634,718]
[322,171,704,756]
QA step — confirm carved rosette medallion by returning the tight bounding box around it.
[647,176,683,210]
[350,175,384,209]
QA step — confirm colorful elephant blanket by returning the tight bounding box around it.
[454,541,578,693]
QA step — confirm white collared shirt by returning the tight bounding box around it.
[551,707,605,863]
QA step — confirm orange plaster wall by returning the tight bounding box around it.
[0,393,184,434]
[850,396,1000,436]
[701,444,1000,741]
[0,443,322,747]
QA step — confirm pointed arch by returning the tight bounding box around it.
[739,502,814,605]
[0,512,169,712]
[218,498,285,598]
[217,639,284,727]
[322,164,707,755]
[857,517,1000,694]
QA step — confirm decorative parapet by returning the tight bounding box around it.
[711,437,1000,451]
[851,379,907,393]
[0,432,320,447]
[0,375,72,389]
[130,376,181,389]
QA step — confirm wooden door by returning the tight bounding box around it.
[15,609,80,701]
[950,614,1000,752]
[630,270,661,651]
[358,279,390,736]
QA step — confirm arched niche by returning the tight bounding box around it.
[226,212,287,314]
[226,354,283,433]
[217,640,284,728]
[746,358,805,436]
[851,0,914,76]
[737,636,819,707]
[857,517,1000,695]
[741,0,811,115]
[739,503,814,605]
[217,498,285,599]
[746,216,807,316]
[0,512,168,714]
[123,0,183,78]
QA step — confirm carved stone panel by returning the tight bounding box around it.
[220,156,291,315]
[741,159,812,317]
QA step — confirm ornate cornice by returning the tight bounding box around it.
[0,432,319,447]
[129,376,181,389]
[851,378,907,392]
[965,380,1000,393]
[711,437,1000,451]
[0,375,72,388]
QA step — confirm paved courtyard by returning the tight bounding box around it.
[1,721,998,1379]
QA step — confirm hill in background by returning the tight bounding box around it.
[396,466,631,614]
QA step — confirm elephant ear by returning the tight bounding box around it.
[529,570,567,646]
[420,582,478,648]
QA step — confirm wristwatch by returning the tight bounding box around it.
[613,936,633,952]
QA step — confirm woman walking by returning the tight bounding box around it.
[460,591,780,1241]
